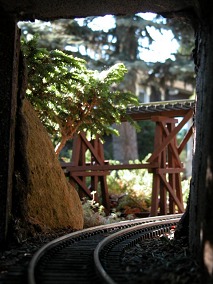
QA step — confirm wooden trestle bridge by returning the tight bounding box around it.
[61,99,195,216]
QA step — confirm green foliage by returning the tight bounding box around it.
[106,157,191,214]
[181,177,190,207]
[81,162,191,228]
[22,36,139,155]
[82,192,107,228]
[82,191,127,228]
[107,157,153,212]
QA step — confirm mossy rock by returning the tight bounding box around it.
[14,99,83,236]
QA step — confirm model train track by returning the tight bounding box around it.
[28,214,182,284]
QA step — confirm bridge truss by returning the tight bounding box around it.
[61,100,195,216]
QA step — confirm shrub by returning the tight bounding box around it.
[107,156,153,214]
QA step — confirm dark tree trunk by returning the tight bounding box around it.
[112,17,139,162]
[0,13,20,248]
[189,4,213,282]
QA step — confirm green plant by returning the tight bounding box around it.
[82,191,126,228]
[107,157,191,214]
[181,177,191,208]
[81,172,191,228]
[22,35,139,156]
[107,156,153,213]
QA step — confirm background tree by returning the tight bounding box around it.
[19,14,195,162]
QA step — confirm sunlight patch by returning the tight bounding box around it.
[204,240,213,275]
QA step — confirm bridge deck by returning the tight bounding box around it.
[125,99,195,120]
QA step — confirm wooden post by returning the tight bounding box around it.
[69,133,110,214]
[150,116,185,216]
[159,143,167,215]
[167,122,176,214]
[150,121,161,216]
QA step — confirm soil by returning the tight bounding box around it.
[121,235,202,284]
[0,228,76,283]
[0,227,202,284]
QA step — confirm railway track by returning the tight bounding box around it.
[28,214,182,284]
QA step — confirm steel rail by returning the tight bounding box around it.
[94,217,181,284]
[28,214,182,284]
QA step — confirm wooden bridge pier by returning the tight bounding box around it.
[147,106,194,216]
[61,100,195,216]
[148,116,184,216]
[63,132,111,214]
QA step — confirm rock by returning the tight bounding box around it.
[14,99,83,236]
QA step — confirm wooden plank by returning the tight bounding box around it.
[71,134,82,164]
[159,148,167,215]
[159,173,184,212]
[80,133,104,165]
[151,116,178,123]
[150,175,160,216]
[167,128,176,214]
[159,120,182,168]
[71,171,110,176]
[70,176,93,198]
[150,114,163,216]
[98,139,105,160]
[61,162,158,171]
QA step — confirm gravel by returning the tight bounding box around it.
[121,235,202,284]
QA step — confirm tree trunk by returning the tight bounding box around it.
[189,6,213,282]
[112,67,139,163]
[112,16,139,163]
[113,121,138,163]
[0,13,20,247]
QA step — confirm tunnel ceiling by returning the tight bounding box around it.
[1,0,195,21]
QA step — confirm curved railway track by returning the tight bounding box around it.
[28,214,182,284]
